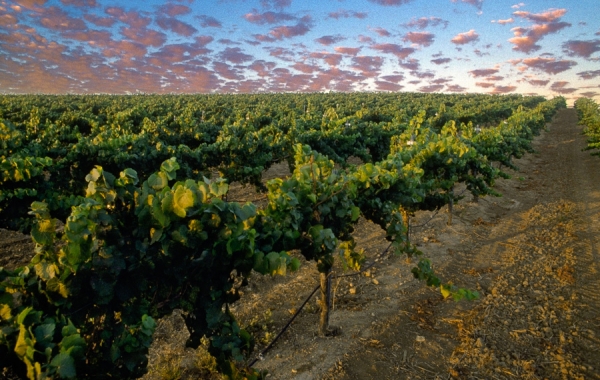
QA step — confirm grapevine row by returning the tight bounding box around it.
[2,93,547,230]
[574,97,600,155]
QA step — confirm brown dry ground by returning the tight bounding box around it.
[1,108,599,379]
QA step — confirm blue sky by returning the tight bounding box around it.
[0,0,599,103]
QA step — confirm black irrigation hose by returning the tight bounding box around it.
[248,241,393,368]
[248,186,477,368]
[247,283,320,368]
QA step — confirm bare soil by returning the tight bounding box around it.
[2,108,599,380]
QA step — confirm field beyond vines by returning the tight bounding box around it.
[138,108,600,379]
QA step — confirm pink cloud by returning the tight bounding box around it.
[243,11,295,25]
[315,35,345,46]
[260,0,292,10]
[371,43,415,59]
[63,29,112,44]
[213,62,242,80]
[309,52,343,67]
[513,9,567,23]
[469,68,499,77]
[358,35,374,44]
[0,13,18,28]
[148,43,210,65]
[121,27,166,47]
[375,81,403,91]
[105,7,151,29]
[550,81,577,94]
[403,31,435,47]
[190,15,220,28]
[266,46,295,61]
[370,27,391,37]
[11,0,47,10]
[249,60,277,77]
[419,84,444,93]
[269,16,312,40]
[451,0,483,10]
[367,0,414,6]
[83,13,115,27]
[490,85,517,94]
[431,57,451,65]
[451,30,479,45]
[103,40,147,61]
[577,70,600,80]
[519,57,577,74]
[351,56,384,77]
[580,92,598,98]
[39,7,86,31]
[526,78,550,86]
[195,35,214,46]
[402,17,448,29]
[156,17,198,37]
[412,71,435,79]
[493,18,514,25]
[399,59,420,71]
[509,9,571,53]
[218,47,254,64]
[159,3,191,17]
[446,84,467,92]
[334,46,361,56]
[328,10,367,20]
[292,62,318,73]
[217,38,240,45]
[380,74,404,82]
[60,0,96,7]
[562,39,600,58]
[474,48,490,57]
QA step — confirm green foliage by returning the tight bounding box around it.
[0,93,567,379]
[575,97,600,156]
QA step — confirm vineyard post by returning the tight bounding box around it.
[318,269,333,336]
[472,169,479,203]
[447,186,454,226]
[401,207,410,246]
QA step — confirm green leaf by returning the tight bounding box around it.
[60,333,86,355]
[31,218,56,245]
[147,172,169,191]
[160,158,180,180]
[34,323,55,347]
[34,261,58,281]
[50,352,77,378]
[351,206,360,222]
[150,228,163,244]
[46,278,70,298]
[289,257,301,271]
[62,321,78,337]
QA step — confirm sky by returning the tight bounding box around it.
[0,0,599,103]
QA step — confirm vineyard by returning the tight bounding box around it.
[0,92,582,379]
